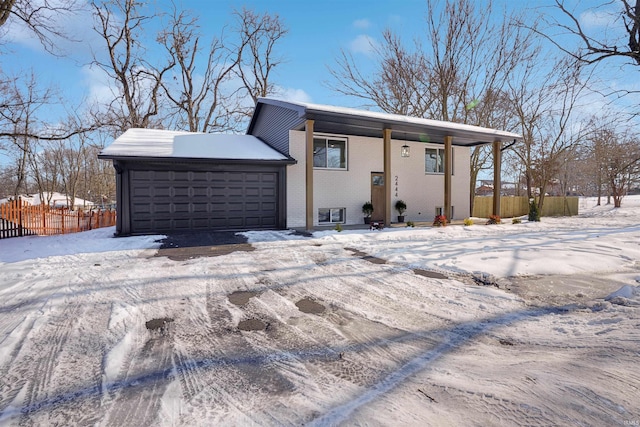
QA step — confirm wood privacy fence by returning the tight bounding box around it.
[473,196,579,218]
[0,198,116,240]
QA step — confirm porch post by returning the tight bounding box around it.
[444,136,453,221]
[383,128,392,226]
[492,140,501,217]
[305,119,315,231]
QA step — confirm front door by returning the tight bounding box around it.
[371,172,386,222]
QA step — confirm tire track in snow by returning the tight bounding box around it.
[101,335,175,427]
[308,308,555,426]
[13,288,84,424]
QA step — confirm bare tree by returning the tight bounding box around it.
[233,8,288,116]
[0,0,81,53]
[587,125,640,207]
[92,0,175,132]
[159,7,239,133]
[540,0,640,66]
[0,72,55,195]
[507,57,592,211]
[329,0,533,213]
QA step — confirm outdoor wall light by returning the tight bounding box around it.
[401,144,410,157]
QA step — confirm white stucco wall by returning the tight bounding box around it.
[286,130,471,228]
[391,140,471,222]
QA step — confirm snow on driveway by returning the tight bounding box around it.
[0,197,639,426]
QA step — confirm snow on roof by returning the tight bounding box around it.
[99,128,288,161]
[256,97,522,141]
[0,192,94,207]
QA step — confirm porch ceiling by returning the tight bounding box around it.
[302,110,520,147]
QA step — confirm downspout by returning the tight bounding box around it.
[493,140,502,217]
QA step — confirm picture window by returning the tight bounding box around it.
[314,137,347,169]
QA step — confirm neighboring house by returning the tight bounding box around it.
[99,98,521,235]
[0,192,94,210]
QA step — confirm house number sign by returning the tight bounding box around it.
[394,175,399,197]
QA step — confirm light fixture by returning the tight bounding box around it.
[401,144,410,157]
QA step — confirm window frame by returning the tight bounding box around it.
[313,136,348,170]
[318,207,346,224]
[425,147,454,175]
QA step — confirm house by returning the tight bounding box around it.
[99,98,521,235]
[0,192,94,210]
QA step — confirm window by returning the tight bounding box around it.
[314,137,347,169]
[318,208,345,224]
[425,147,453,174]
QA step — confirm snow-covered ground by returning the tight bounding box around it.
[0,197,639,426]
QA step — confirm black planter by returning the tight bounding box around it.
[397,215,405,223]
[364,217,371,224]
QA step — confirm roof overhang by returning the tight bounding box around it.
[252,98,521,146]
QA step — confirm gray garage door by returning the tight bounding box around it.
[129,168,279,233]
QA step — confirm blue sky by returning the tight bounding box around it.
[2,0,636,117]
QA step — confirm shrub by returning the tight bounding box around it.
[406,221,415,227]
[463,218,474,226]
[528,198,540,222]
[512,218,522,224]
[486,215,501,225]
[334,223,343,232]
[433,215,447,227]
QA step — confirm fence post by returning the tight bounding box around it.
[18,197,23,237]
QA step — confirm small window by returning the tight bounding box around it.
[425,147,453,174]
[314,137,347,169]
[318,208,345,224]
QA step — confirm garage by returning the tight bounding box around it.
[128,167,280,233]
[99,129,295,236]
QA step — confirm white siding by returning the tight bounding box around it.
[391,140,471,222]
[286,130,307,228]
[286,130,472,227]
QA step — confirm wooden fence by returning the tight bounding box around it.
[0,198,116,240]
[473,196,579,218]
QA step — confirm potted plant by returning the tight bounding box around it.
[362,201,374,224]
[395,200,407,223]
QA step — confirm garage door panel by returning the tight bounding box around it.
[261,187,276,197]
[261,202,276,211]
[173,203,191,213]
[225,172,242,182]
[227,202,244,212]
[261,173,276,183]
[173,171,189,181]
[192,202,208,212]
[245,187,260,197]
[245,202,260,212]
[193,187,208,197]
[154,204,172,214]
[130,168,280,233]
[227,187,244,197]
